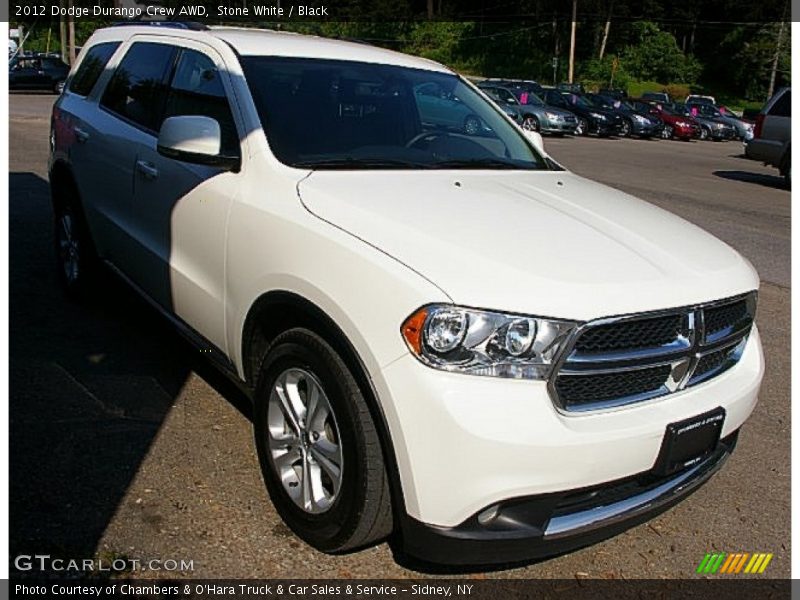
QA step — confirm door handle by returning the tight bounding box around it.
[136,160,159,180]
[73,127,89,143]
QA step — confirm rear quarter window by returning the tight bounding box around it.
[68,42,120,96]
[769,90,791,118]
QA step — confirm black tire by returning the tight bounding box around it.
[53,185,99,297]
[699,127,709,141]
[619,119,632,137]
[575,117,588,136]
[521,114,539,132]
[253,328,393,553]
[781,152,791,188]
[53,80,65,95]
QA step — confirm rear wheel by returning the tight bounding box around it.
[53,187,98,297]
[253,328,393,553]
[53,80,65,95]
[699,127,709,141]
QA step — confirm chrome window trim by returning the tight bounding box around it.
[548,292,757,414]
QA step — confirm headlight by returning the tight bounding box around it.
[545,111,561,120]
[633,114,648,124]
[590,112,606,120]
[401,305,577,379]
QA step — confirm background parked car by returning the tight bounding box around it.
[599,88,628,100]
[543,90,620,136]
[588,93,662,138]
[686,101,754,140]
[641,91,672,104]
[557,82,585,94]
[488,78,544,96]
[745,87,791,186]
[483,83,577,134]
[9,55,69,94]
[476,84,525,125]
[674,103,737,141]
[685,94,716,105]
[644,102,702,140]
[415,81,486,135]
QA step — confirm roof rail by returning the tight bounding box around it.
[111,20,208,31]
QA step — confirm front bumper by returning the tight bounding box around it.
[401,431,737,565]
[631,121,661,136]
[591,120,619,135]
[541,119,577,134]
[378,326,763,561]
[710,128,736,140]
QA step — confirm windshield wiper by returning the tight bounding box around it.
[430,158,528,170]
[293,157,428,170]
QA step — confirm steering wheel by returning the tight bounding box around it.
[405,130,449,149]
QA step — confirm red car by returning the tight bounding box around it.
[645,103,702,140]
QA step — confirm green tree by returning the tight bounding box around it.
[620,21,701,83]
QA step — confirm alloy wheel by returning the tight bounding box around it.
[661,125,673,139]
[619,120,631,137]
[522,116,539,132]
[575,118,587,136]
[56,212,80,284]
[267,368,343,514]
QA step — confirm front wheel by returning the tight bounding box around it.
[254,328,393,553]
[575,117,588,136]
[521,115,539,132]
[660,125,673,140]
[463,115,481,136]
[699,127,709,141]
[618,119,632,137]
[53,80,65,95]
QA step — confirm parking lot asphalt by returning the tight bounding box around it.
[9,92,790,578]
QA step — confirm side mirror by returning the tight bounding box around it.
[523,129,545,154]
[157,115,238,170]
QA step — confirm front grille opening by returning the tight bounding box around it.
[574,314,683,354]
[703,299,749,340]
[690,345,739,385]
[556,365,671,407]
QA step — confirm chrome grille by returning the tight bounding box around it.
[550,293,757,412]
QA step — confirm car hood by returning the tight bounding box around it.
[297,170,758,321]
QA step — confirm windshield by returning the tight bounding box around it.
[241,56,548,171]
[567,93,594,108]
[483,87,518,105]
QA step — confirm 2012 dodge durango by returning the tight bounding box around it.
[49,24,764,565]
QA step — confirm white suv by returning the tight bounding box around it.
[50,24,764,565]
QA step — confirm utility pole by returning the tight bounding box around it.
[568,0,577,83]
[68,0,76,65]
[598,0,613,60]
[767,1,787,100]
[59,0,67,62]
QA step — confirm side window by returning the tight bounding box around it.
[769,91,791,118]
[69,42,120,96]
[100,42,177,132]
[163,49,240,156]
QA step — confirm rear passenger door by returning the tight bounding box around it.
[130,44,241,350]
[90,41,177,267]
